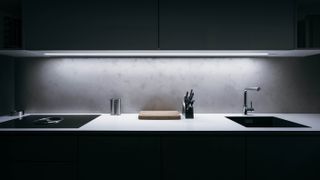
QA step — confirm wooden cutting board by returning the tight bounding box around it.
[138,111,181,120]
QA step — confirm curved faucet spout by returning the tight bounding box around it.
[243,87,261,115]
[245,87,261,91]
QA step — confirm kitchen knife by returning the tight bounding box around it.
[184,91,189,103]
[189,90,194,101]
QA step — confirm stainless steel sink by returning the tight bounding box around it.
[226,116,309,128]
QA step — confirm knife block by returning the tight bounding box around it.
[182,102,194,119]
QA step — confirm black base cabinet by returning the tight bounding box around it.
[247,136,320,180]
[2,134,320,180]
[12,162,76,180]
[0,135,77,180]
[0,136,12,180]
[11,135,77,180]
[78,135,245,180]
[78,136,161,180]
[162,136,245,180]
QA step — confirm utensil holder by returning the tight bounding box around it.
[111,98,121,115]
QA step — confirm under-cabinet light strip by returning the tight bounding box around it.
[43,52,269,57]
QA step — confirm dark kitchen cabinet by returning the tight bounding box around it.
[0,136,12,180]
[162,136,245,180]
[2,133,320,180]
[160,0,295,50]
[0,1,22,49]
[78,136,161,180]
[12,162,76,180]
[10,135,77,180]
[298,15,320,48]
[11,135,77,162]
[297,0,320,48]
[247,136,320,180]
[23,0,295,51]
[22,0,158,50]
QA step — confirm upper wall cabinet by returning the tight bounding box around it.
[22,0,158,50]
[297,0,320,48]
[0,1,22,50]
[23,0,295,50]
[160,0,295,50]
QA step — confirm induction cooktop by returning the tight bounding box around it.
[0,115,99,128]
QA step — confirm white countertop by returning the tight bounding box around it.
[1,113,320,132]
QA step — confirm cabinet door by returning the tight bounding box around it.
[79,136,161,180]
[11,135,77,162]
[162,136,245,180]
[22,0,158,50]
[12,162,76,180]
[160,0,294,50]
[10,135,77,180]
[247,136,320,180]
[0,136,12,180]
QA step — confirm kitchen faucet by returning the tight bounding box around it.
[243,87,261,115]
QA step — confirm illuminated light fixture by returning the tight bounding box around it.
[43,51,269,57]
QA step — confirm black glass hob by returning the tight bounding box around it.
[0,115,99,128]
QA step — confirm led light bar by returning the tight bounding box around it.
[43,51,269,57]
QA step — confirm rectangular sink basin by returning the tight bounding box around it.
[226,116,309,128]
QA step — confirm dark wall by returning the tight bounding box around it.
[0,55,15,115]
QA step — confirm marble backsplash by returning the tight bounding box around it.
[15,56,320,113]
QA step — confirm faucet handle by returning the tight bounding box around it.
[250,101,255,112]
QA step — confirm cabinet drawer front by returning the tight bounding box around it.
[247,136,320,180]
[79,136,161,180]
[12,162,76,180]
[0,136,12,179]
[162,136,245,180]
[12,135,77,162]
